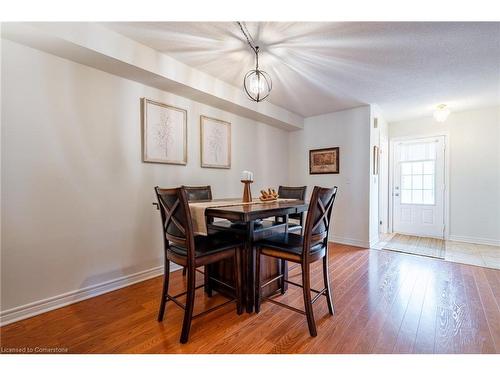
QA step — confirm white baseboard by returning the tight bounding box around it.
[448,235,500,247]
[0,264,181,327]
[329,235,370,248]
[369,237,380,248]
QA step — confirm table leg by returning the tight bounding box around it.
[204,264,212,297]
[245,220,255,313]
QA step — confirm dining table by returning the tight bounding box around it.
[191,198,309,313]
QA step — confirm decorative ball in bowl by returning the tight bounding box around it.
[259,188,279,202]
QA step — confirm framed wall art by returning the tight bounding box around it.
[373,145,380,175]
[309,147,339,174]
[200,115,231,169]
[141,98,187,165]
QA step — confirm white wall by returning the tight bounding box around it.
[288,106,372,247]
[390,106,500,245]
[0,40,290,319]
[369,105,389,245]
[377,114,390,234]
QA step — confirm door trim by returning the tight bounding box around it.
[389,133,450,239]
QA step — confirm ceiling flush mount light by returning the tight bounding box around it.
[237,22,272,102]
[433,104,451,122]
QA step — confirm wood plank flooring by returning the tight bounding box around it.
[1,244,499,354]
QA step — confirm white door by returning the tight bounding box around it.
[393,136,445,238]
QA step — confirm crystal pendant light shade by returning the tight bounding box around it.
[433,104,451,122]
[244,68,272,102]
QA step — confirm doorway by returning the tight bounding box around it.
[392,136,446,238]
[380,135,448,259]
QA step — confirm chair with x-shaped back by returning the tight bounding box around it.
[254,185,338,337]
[179,185,213,276]
[155,186,243,343]
[273,186,307,233]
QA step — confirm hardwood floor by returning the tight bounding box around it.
[1,243,499,354]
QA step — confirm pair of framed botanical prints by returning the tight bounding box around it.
[141,98,231,169]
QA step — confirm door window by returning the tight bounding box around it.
[398,141,436,205]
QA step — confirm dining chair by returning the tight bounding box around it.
[274,186,307,234]
[182,185,213,202]
[155,186,243,343]
[181,185,214,276]
[254,185,338,337]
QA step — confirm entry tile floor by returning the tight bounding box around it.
[374,233,500,270]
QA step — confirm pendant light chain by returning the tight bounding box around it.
[237,21,272,102]
[237,21,258,54]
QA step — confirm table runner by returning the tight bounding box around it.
[189,199,297,235]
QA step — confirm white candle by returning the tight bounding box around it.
[241,170,253,181]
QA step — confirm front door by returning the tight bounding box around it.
[392,136,445,238]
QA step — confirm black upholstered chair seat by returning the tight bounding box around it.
[288,213,303,221]
[170,232,244,257]
[257,232,326,262]
[270,220,302,232]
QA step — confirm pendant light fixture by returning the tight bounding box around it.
[237,22,272,102]
[433,104,451,122]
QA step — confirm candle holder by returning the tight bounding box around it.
[241,180,253,203]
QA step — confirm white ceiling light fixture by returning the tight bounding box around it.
[237,22,272,103]
[433,104,451,122]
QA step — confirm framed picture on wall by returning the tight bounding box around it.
[200,115,231,169]
[141,98,187,165]
[373,145,379,175]
[309,147,339,174]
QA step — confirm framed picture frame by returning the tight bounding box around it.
[141,98,187,165]
[373,145,379,175]
[309,147,339,174]
[200,115,231,169]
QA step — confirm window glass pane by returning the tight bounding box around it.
[423,161,435,174]
[401,175,412,189]
[401,190,411,204]
[398,142,437,205]
[423,175,434,190]
[423,190,435,204]
[401,162,411,175]
[412,175,423,189]
[412,162,423,175]
[412,190,423,204]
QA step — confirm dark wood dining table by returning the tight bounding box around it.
[203,199,308,313]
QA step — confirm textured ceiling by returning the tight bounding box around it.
[104,22,500,122]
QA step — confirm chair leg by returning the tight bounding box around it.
[323,256,335,315]
[254,248,261,313]
[180,265,196,343]
[182,266,187,276]
[234,248,243,315]
[157,259,170,322]
[301,262,317,337]
[280,259,286,295]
